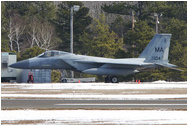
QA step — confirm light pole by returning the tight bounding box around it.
[70,5,80,78]
[131,10,135,31]
[154,13,162,34]
[131,10,136,31]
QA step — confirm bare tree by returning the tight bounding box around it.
[28,17,54,50]
[27,17,39,48]
[7,14,25,52]
[14,14,25,52]
[8,15,15,51]
[36,22,54,50]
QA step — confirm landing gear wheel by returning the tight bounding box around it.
[111,76,118,83]
[105,76,119,83]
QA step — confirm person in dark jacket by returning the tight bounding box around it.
[27,71,34,83]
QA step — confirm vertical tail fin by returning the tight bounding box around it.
[139,34,172,63]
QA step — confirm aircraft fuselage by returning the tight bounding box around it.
[11,52,147,76]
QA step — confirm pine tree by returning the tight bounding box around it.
[80,14,123,58]
[124,21,155,58]
[53,1,92,53]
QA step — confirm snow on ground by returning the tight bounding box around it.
[2,82,187,90]
[1,110,187,125]
[1,94,187,100]
[2,82,187,100]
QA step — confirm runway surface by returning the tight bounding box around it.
[2,99,187,110]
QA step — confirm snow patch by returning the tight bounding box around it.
[2,82,187,90]
[1,94,187,100]
[1,110,187,125]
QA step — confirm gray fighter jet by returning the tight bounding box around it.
[9,34,182,83]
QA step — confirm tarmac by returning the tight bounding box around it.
[1,82,187,125]
[2,99,187,110]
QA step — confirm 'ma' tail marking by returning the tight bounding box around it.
[139,34,172,63]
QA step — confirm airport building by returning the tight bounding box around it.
[1,52,51,83]
[1,52,17,82]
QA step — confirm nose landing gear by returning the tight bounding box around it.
[105,76,119,83]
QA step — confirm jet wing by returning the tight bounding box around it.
[75,59,153,69]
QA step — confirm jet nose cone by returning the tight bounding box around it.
[9,60,30,69]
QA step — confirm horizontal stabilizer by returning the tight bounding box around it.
[155,63,183,71]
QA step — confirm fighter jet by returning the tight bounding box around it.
[9,34,182,83]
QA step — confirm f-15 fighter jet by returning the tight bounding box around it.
[9,34,181,83]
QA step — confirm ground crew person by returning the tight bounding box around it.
[27,71,34,83]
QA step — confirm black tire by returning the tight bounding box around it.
[62,79,67,83]
[111,76,119,83]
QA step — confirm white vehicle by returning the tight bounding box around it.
[62,77,95,83]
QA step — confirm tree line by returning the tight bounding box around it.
[1,1,187,82]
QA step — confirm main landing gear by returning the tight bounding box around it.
[105,76,119,83]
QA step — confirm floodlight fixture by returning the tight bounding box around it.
[73,5,80,11]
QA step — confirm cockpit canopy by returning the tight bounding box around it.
[38,50,68,57]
